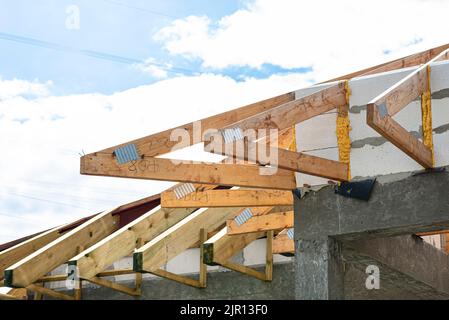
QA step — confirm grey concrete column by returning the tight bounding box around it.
[293,168,449,300]
[295,237,345,299]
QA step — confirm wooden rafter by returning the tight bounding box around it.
[4,207,120,288]
[72,130,296,283]
[81,154,296,190]
[161,189,293,208]
[227,210,293,235]
[133,207,242,273]
[0,224,67,281]
[149,228,208,288]
[217,82,346,136]
[91,92,294,158]
[69,206,196,280]
[367,49,449,168]
[208,141,349,181]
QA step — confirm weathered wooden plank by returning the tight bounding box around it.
[161,189,293,208]
[4,207,120,288]
[227,211,294,235]
[0,224,66,281]
[69,205,196,279]
[80,154,296,190]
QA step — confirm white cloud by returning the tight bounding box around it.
[134,58,170,79]
[0,78,52,100]
[155,0,449,81]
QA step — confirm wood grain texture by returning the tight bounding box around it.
[93,92,295,157]
[367,103,433,168]
[81,154,296,190]
[5,207,120,288]
[161,189,293,208]
[227,210,293,235]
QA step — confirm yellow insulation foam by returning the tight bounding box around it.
[336,81,352,180]
[421,66,435,166]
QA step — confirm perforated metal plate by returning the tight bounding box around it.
[173,183,196,199]
[221,127,244,143]
[287,228,294,240]
[234,208,253,226]
[114,144,139,164]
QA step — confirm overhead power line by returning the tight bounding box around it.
[102,0,180,19]
[0,32,197,75]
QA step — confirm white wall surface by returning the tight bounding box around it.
[295,61,449,186]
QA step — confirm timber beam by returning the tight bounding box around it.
[69,205,196,280]
[272,229,294,255]
[88,92,295,158]
[207,141,349,181]
[227,210,293,235]
[4,207,120,288]
[0,224,67,281]
[161,189,293,208]
[133,207,244,273]
[215,83,346,136]
[80,154,296,190]
[203,229,274,281]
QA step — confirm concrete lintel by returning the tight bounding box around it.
[295,169,449,241]
[343,235,449,299]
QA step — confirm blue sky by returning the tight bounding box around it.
[0,0,248,95]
